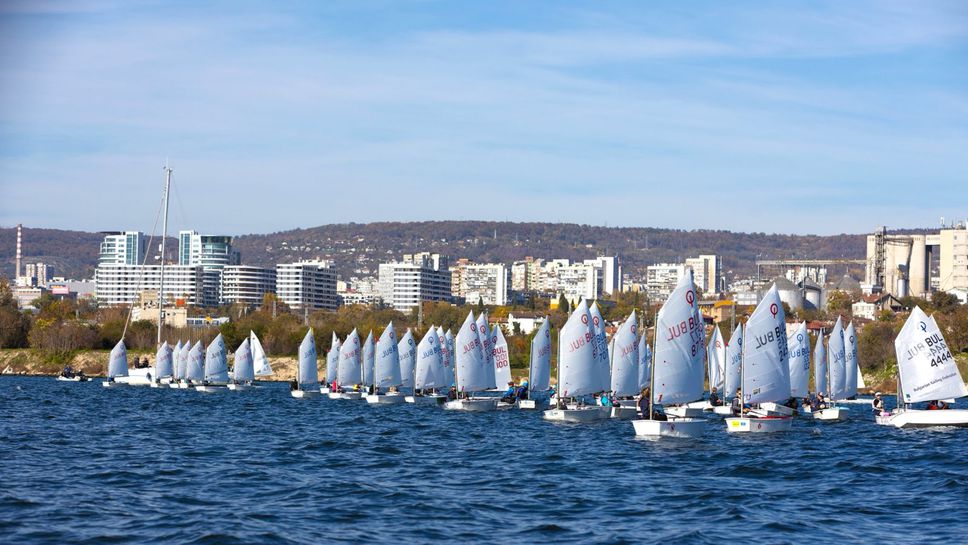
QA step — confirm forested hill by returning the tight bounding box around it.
[1,222,869,282]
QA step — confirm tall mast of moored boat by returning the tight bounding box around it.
[157,164,172,349]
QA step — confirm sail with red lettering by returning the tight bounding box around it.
[441,327,455,387]
[398,329,416,388]
[475,313,497,390]
[589,302,611,388]
[828,317,847,400]
[529,318,551,391]
[653,269,705,405]
[787,322,810,398]
[610,311,639,397]
[559,300,606,397]
[896,307,967,404]
[338,328,362,386]
[724,325,743,399]
[742,285,790,404]
[455,311,489,392]
[493,326,512,388]
[415,327,443,389]
[326,333,340,384]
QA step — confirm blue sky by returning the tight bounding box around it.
[1,0,966,235]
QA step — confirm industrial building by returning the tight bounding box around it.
[865,223,968,299]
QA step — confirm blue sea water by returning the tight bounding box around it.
[1,377,966,544]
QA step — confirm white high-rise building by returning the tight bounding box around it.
[685,254,721,295]
[95,264,204,307]
[276,261,338,311]
[646,263,686,302]
[583,256,623,295]
[452,263,509,306]
[178,230,240,268]
[378,253,452,311]
[98,231,145,266]
[220,266,277,307]
[555,262,600,304]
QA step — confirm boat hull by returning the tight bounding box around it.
[759,402,796,416]
[226,383,251,391]
[101,380,123,388]
[405,394,446,405]
[542,406,609,423]
[56,376,89,382]
[291,389,322,399]
[632,417,705,438]
[880,409,968,428]
[319,386,331,394]
[666,405,704,418]
[338,392,363,400]
[365,393,406,405]
[443,398,500,412]
[610,406,638,420]
[194,385,227,393]
[725,416,793,433]
[517,399,549,410]
[712,405,733,416]
[813,407,848,421]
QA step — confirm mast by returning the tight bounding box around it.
[739,321,746,417]
[555,329,562,409]
[157,165,172,349]
[649,311,658,420]
[528,329,535,396]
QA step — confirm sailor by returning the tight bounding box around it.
[636,387,650,418]
[515,381,529,401]
[813,392,828,411]
[500,381,516,403]
[61,365,73,378]
[871,392,885,415]
[731,388,748,416]
[597,391,613,407]
[708,387,722,406]
[447,386,457,401]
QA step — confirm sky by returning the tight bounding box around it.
[0,0,966,236]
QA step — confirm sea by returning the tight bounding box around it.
[2,376,966,544]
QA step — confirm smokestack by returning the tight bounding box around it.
[15,224,22,280]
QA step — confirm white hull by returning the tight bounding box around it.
[686,400,711,410]
[712,405,733,416]
[666,405,704,418]
[517,399,549,410]
[443,398,500,412]
[813,407,848,421]
[632,417,705,438]
[101,380,123,388]
[57,376,89,382]
[291,389,322,399]
[176,381,193,389]
[226,383,251,391]
[194,385,227,393]
[365,393,406,405]
[542,406,609,423]
[319,386,331,394]
[725,416,793,433]
[338,391,363,400]
[759,402,796,416]
[879,409,968,428]
[610,406,638,420]
[838,398,875,405]
[405,394,446,405]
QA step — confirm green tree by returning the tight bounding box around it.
[0,279,29,348]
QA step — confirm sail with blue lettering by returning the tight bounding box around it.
[896,308,967,403]
[338,328,362,386]
[828,317,847,400]
[558,300,605,397]
[186,341,205,381]
[326,334,340,385]
[475,313,497,390]
[251,332,272,377]
[108,340,129,378]
[787,322,810,398]
[398,329,416,388]
[742,286,790,404]
[653,269,706,405]
[441,327,455,387]
[204,333,229,383]
[374,323,401,388]
[707,326,725,392]
[724,325,743,399]
[455,311,488,392]
[234,338,254,382]
[529,319,552,392]
[362,330,375,387]
[638,333,651,389]
[844,322,859,398]
[610,311,639,397]
[589,302,611,389]
[155,341,173,380]
[415,327,443,390]
[814,330,827,395]
[493,326,512,388]
[176,341,190,380]
[297,329,318,387]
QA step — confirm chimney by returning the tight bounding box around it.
[15,224,22,280]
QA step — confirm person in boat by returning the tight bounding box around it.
[61,365,74,378]
[708,387,722,406]
[731,388,750,416]
[927,400,949,410]
[447,386,457,401]
[801,396,812,411]
[597,391,613,407]
[783,397,798,410]
[289,379,298,391]
[812,392,828,411]
[500,381,517,404]
[515,381,529,401]
[871,392,885,416]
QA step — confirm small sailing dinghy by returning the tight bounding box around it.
[444,311,500,411]
[439,326,455,388]
[814,318,849,421]
[518,318,551,410]
[493,326,513,407]
[475,313,498,392]
[331,329,363,400]
[150,341,174,387]
[176,341,195,388]
[725,285,794,433]
[633,270,706,438]
[102,340,129,388]
[543,301,610,423]
[228,338,254,391]
[366,323,405,404]
[251,331,272,381]
[407,327,447,405]
[196,334,229,392]
[716,325,743,416]
[398,328,416,398]
[291,329,321,398]
[804,328,827,415]
[759,322,808,417]
[168,340,184,387]
[877,307,968,428]
[609,311,640,419]
[321,332,340,394]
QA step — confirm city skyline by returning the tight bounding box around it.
[1,1,966,235]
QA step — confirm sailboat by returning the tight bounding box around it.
[362,330,375,394]
[251,331,272,379]
[150,341,174,388]
[758,322,806,417]
[815,317,849,421]
[717,324,743,415]
[691,325,727,413]
[475,313,498,392]
[543,301,610,423]
[439,327,455,388]
[518,318,551,410]
[184,341,205,387]
[366,323,405,404]
[331,329,362,400]
[407,327,447,405]
[102,340,129,388]
[444,311,499,411]
[228,338,254,391]
[322,333,340,394]
[839,322,871,403]
[608,311,640,419]
[291,329,321,398]
[493,326,513,400]
[633,270,706,438]
[398,328,416,396]
[196,333,229,392]
[877,307,968,428]
[808,328,827,414]
[725,285,793,433]
[589,301,611,396]
[637,331,651,391]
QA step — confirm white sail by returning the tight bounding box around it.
[707,326,725,392]
[326,335,340,384]
[362,331,375,387]
[455,311,489,392]
[108,340,129,378]
[250,332,272,377]
[398,329,416,388]
[653,269,706,405]
[558,300,607,397]
[844,322,859,398]
[234,338,254,382]
[171,340,184,379]
[610,311,639,396]
[828,317,847,400]
[896,307,967,404]
[443,328,456,387]
[787,322,810,398]
[177,341,190,380]
[415,328,443,390]
[375,323,402,388]
[204,333,230,383]
[724,325,743,398]
[529,318,552,391]
[155,341,173,379]
[638,334,651,390]
[813,330,827,395]
[297,329,319,387]
[338,328,362,386]
[475,313,497,390]
[186,341,205,381]
[493,326,512,388]
[589,302,611,389]
[742,286,790,404]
